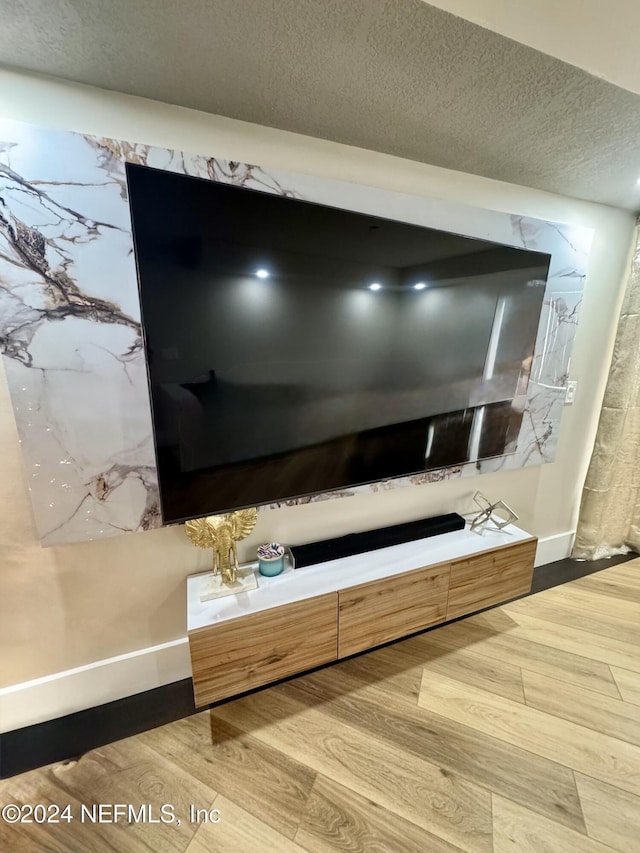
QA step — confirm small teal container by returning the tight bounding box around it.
[257,543,285,577]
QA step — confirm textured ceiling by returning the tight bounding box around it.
[1,0,640,209]
[425,0,640,96]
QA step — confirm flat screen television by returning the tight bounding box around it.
[126,163,551,524]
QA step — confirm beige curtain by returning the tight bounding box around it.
[573,226,640,559]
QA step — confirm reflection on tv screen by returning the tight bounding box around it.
[127,163,550,523]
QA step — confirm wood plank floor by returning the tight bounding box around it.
[3,560,640,852]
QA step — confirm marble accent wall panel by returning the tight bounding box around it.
[0,119,593,545]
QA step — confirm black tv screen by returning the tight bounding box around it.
[126,163,551,524]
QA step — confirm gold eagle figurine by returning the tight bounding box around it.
[185,508,258,585]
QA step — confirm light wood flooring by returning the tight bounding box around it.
[3,560,640,852]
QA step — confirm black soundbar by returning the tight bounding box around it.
[290,512,466,569]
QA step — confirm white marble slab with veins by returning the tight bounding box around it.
[0,119,593,545]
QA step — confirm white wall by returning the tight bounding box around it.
[0,68,635,727]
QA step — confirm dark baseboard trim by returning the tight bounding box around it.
[0,679,197,780]
[530,551,635,594]
[2,551,637,780]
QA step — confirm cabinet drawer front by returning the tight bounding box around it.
[447,539,536,620]
[338,562,450,657]
[189,593,338,706]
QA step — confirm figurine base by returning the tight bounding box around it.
[199,567,258,601]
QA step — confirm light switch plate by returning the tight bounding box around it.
[565,381,578,404]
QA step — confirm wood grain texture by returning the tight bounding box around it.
[336,643,425,704]
[587,560,640,587]
[139,713,315,839]
[418,616,621,697]
[572,572,640,604]
[5,562,640,853]
[542,582,640,621]
[0,778,141,853]
[446,538,536,620]
[295,774,460,853]
[282,667,586,833]
[210,688,493,852]
[0,736,216,853]
[611,666,640,706]
[490,608,640,674]
[185,794,305,853]
[417,636,526,703]
[419,670,640,796]
[205,716,316,839]
[575,773,640,853]
[505,593,640,646]
[189,537,538,704]
[590,558,640,578]
[344,629,526,704]
[522,669,640,747]
[338,562,450,657]
[189,593,338,706]
[492,795,613,853]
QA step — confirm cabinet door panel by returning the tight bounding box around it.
[446,539,536,620]
[189,593,337,706]
[338,562,450,657]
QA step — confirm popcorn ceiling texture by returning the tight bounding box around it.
[1,0,640,208]
[574,230,640,559]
